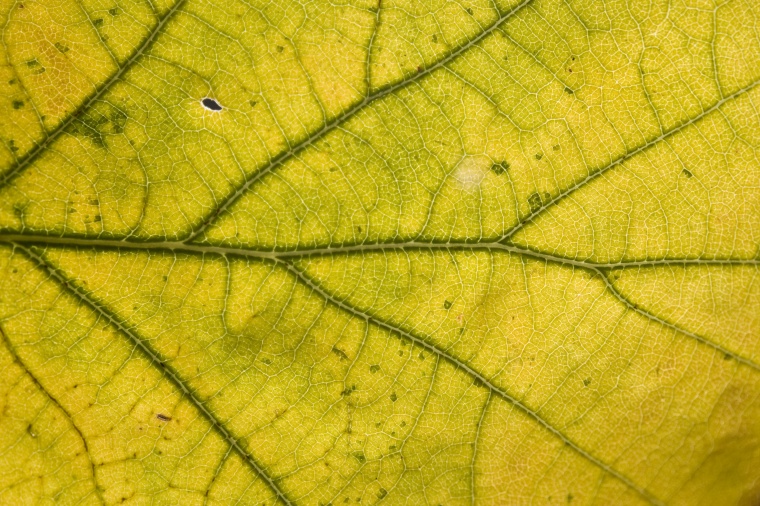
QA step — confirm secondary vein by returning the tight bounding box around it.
[10,242,296,506]
[0,0,187,188]
[183,0,534,241]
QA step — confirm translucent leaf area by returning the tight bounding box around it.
[1,0,760,504]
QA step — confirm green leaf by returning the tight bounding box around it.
[1,0,759,504]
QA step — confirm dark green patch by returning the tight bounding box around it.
[249,100,257,107]
[8,140,18,152]
[528,192,543,213]
[332,346,348,360]
[682,169,693,178]
[583,378,591,387]
[567,493,574,503]
[276,45,284,53]
[564,87,574,94]
[70,102,128,146]
[353,452,366,464]
[443,299,452,310]
[93,18,104,27]
[535,153,543,160]
[724,353,732,360]
[418,352,425,360]
[466,7,473,15]
[109,7,119,15]
[491,161,509,175]
[377,489,387,499]
[26,58,45,74]
[12,100,24,109]
[389,392,397,402]
[553,144,560,151]
[370,364,380,373]
[431,34,438,43]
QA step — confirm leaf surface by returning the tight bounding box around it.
[1,0,760,504]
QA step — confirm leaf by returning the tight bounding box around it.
[0,0,759,504]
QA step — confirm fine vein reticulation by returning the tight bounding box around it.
[1,0,760,504]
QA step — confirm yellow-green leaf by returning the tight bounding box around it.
[1,0,759,504]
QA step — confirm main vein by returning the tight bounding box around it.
[11,243,295,506]
[2,233,756,369]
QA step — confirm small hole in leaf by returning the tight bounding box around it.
[201,98,223,111]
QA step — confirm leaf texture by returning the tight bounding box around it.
[1,0,760,504]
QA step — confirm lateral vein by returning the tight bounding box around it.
[10,243,295,506]
[0,0,187,188]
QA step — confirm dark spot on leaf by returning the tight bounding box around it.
[332,346,348,360]
[491,161,509,175]
[109,7,119,15]
[249,100,257,108]
[8,78,16,84]
[202,98,223,111]
[93,18,104,27]
[354,452,366,464]
[418,352,425,360]
[398,350,403,356]
[377,489,387,499]
[682,169,693,178]
[724,353,732,360]
[567,68,572,73]
[9,140,18,152]
[567,493,574,503]
[583,378,591,387]
[70,103,127,146]
[400,421,406,427]
[535,153,543,160]
[156,413,171,422]
[390,392,397,402]
[276,45,284,53]
[528,192,543,213]
[564,87,574,94]
[26,58,45,74]
[12,100,24,109]
[93,215,101,222]
[370,364,380,374]
[466,7,473,15]
[431,34,437,43]
[553,144,560,151]
[443,300,452,310]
